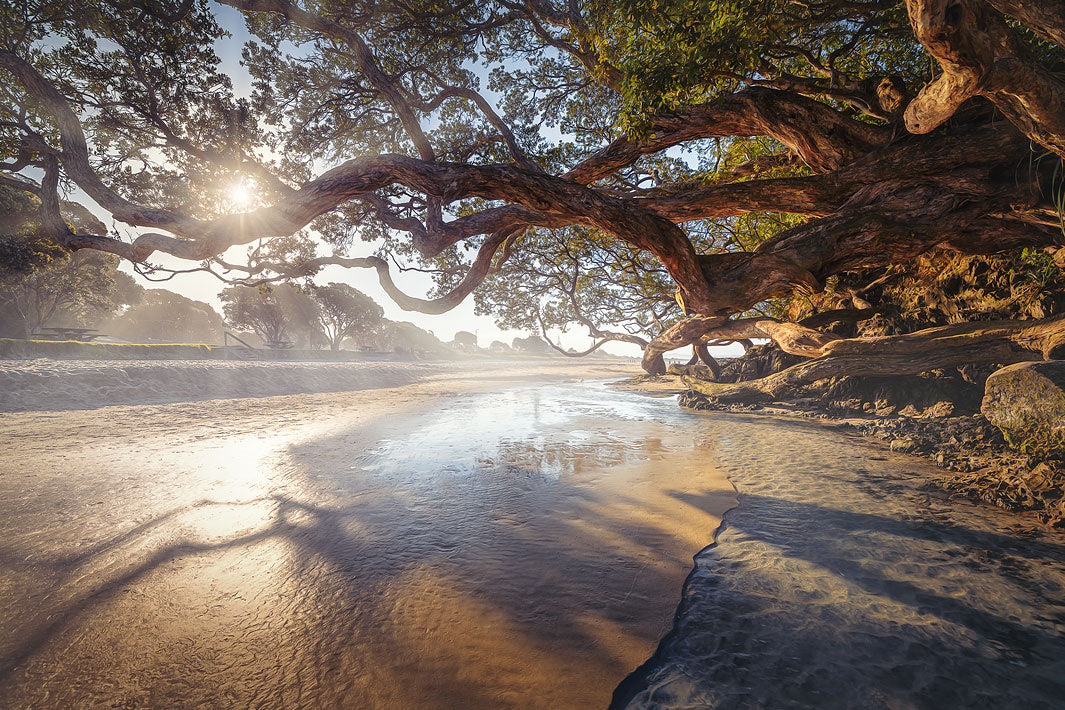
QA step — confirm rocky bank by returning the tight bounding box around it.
[673,345,1065,528]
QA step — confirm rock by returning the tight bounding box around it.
[822,372,982,418]
[981,361,1065,453]
[1022,462,1062,496]
[922,401,955,418]
[890,436,919,453]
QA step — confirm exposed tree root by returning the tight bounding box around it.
[683,315,1065,403]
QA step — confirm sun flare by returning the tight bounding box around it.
[227,179,255,209]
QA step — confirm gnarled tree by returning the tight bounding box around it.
[1,0,1064,376]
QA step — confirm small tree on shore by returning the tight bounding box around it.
[310,283,384,351]
[221,284,318,347]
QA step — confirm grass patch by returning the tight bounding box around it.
[0,338,220,360]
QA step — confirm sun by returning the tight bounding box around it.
[227,179,255,210]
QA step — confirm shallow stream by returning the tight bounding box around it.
[0,380,730,708]
[1,379,1063,709]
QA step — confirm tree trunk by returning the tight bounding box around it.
[694,343,721,379]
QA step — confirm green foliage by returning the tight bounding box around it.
[0,187,66,278]
[589,0,924,134]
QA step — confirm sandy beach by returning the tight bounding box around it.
[3,358,1065,709]
[0,359,735,709]
[0,357,645,412]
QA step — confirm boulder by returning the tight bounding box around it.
[981,361,1065,452]
[716,344,804,383]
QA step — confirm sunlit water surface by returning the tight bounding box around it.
[0,382,732,709]
[2,381,1064,709]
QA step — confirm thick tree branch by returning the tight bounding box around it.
[566,87,891,183]
[905,0,1065,158]
[982,0,1065,53]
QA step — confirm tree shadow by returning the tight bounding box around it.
[0,416,726,708]
[612,488,1065,709]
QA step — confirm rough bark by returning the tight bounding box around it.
[694,343,721,379]
[983,0,1065,48]
[905,0,1065,159]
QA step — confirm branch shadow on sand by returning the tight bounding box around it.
[0,406,727,708]
[612,423,1065,710]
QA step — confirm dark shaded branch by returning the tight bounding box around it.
[983,0,1065,55]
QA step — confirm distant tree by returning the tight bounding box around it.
[109,272,145,312]
[0,185,123,337]
[278,285,324,348]
[0,236,65,338]
[371,320,446,354]
[80,270,143,327]
[0,249,121,337]
[310,283,384,351]
[511,335,552,354]
[472,226,685,360]
[452,330,477,350]
[488,340,511,353]
[220,284,318,348]
[105,289,224,343]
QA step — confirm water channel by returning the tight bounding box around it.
[0,380,1062,708]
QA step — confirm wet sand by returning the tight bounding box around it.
[0,363,733,709]
[0,357,640,411]
[5,361,1064,709]
[615,412,1065,709]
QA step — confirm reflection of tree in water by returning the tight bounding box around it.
[479,433,671,480]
